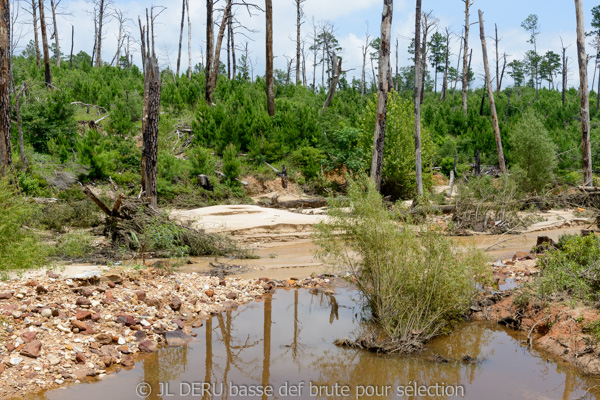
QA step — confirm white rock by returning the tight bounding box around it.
[140,319,151,327]
[117,337,126,345]
[54,379,64,385]
[10,357,23,366]
[47,355,61,366]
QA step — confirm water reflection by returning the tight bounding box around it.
[37,285,600,400]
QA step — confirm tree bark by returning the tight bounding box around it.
[186,0,192,80]
[69,24,73,68]
[561,39,568,107]
[0,0,10,170]
[209,0,231,91]
[575,0,593,186]
[50,0,60,68]
[205,0,214,103]
[229,12,236,80]
[495,24,499,95]
[95,0,104,67]
[322,54,341,110]
[499,53,507,93]
[176,0,185,76]
[414,0,423,196]
[461,0,472,114]
[139,13,161,208]
[38,0,52,87]
[31,0,41,69]
[15,83,28,170]
[369,0,393,191]
[295,0,303,85]
[441,28,450,101]
[265,0,275,116]
[478,10,506,173]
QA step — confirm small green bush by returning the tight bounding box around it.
[509,111,557,193]
[315,176,490,351]
[290,146,325,180]
[222,143,242,186]
[53,232,95,259]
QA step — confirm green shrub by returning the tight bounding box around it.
[290,146,325,180]
[77,129,116,180]
[537,234,600,302]
[52,232,95,258]
[509,111,557,193]
[0,178,47,275]
[222,143,242,186]
[315,176,490,352]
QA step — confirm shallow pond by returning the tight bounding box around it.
[36,285,600,399]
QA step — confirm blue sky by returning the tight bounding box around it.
[11,0,599,88]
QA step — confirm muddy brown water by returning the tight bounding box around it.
[35,284,600,400]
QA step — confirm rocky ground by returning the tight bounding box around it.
[0,267,335,399]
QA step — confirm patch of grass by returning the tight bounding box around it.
[315,176,491,353]
[52,232,95,259]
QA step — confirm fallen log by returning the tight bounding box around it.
[271,198,328,209]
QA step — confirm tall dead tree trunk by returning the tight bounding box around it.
[322,54,341,110]
[370,0,393,191]
[495,23,500,95]
[0,0,11,170]
[461,0,473,114]
[30,0,41,69]
[414,0,424,196]
[69,24,73,68]
[205,0,214,103]
[139,11,161,208]
[575,0,593,186]
[561,38,568,107]
[186,0,192,80]
[38,0,52,87]
[176,0,185,76]
[499,53,507,93]
[95,0,104,67]
[441,28,450,101]
[49,0,60,67]
[295,0,304,85]
[419,11,434,105]
[395,38,399,91]
[452,34,462,99]
[208,0,231,99]
[15,83,28,170]
[229,14,236,80]
[265,0,275,116]
[226,17,231,79]
[478,10,506,173]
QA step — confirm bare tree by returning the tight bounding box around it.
[295,0,305,85]
[49,0,60,67]
[370,0,393,191]
[461,0,473,114]
[419,11,436,104]
[69,24,73,68]
[322,53,341,110]
[138,8,162,207]
[575,0,592,186]
[361,31,370,96]
[394,37,399,91]
[176,0,185,76]
[560,37,569,107]
[0,0,11,170]
[452,30,463,99]
[478,10,506,173]
[24,0,41,68]
[205,0,213,103]
[186,0,191,80]
[414,0,423,196]
[265,0,274,116]
[94,0,112,68]
[38,0,51,86]
[440,27,451,100]
[205,0,232,102]
[110,9,128,67]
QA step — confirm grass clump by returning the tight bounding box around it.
[315,176,490,353]
[537,234,600,303]
[52,232,95,259]
[0,178,47,276]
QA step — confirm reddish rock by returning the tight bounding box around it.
[172,319,185,329]
[100,355,112,367]
[107,281,116,288]
[205,289,214,298]
[75,297,91,307]
[91,313,101,322]
[0,293,12,300]
[134,331,147,342]
[116,315,137,326]
[75,352,86,364]
[25,281,38,287]
[192,320,204,328]
[226,292,238,300]
[0,364,4,375]
[95,333,112,345]
[219,280,226,286]
[20,331,37,343]
[138,340,157,353]
[71,319,93,334]
[117,346,130,354]
[120,356,135,368]
[75,310,92,320]
[20,340,42,358]
[101,345,119,360]
[6,343,15,352]
[47,272,59,279]
[135,291,146,302]
[35,286,48,294]
[170,296,182,311]
[145,297,161,308]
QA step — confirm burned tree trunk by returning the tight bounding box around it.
[186,0,192,80]
[50,0,60,68]
[39,0,52,87]
[575,0,593,186]
[208,0,232,97]
[322,54,341,110]
[31,0,41,69]
[229,14,236,80]
[176,0,185,76]
[461,0,473,114]
[441,28,450,101]
[478,10,506,173]
[0,0,11,170]
[369,0,393,191]
[561,39,568,107]
[95,0,104,67]
[69,24,73,68]
[205,0,214,103]
[15,83,28,170]
[265,0,275,116]
[139,12,161,208]
[295,0,305,85]
[414,0,423,196]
